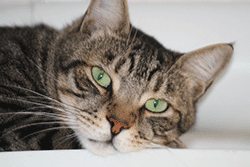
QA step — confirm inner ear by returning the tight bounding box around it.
[176,43,233,98]
[67,0,130,36]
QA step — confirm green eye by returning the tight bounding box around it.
[145,99,168,113]
[92,67,111,88]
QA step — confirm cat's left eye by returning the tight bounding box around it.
[145,99,168,113]
[92,67,111,88]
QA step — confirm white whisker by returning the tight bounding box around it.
[18,126,74,142]
[126,25,134,46]
[1,109,68,123]
[1,121,72,138]
[129,28,139,49]
[55,133,79,149]
[0,85,93,117]
[54,133,77,143]
[0,94,83,118]
[146,141,187,167]
[25,57,60,83]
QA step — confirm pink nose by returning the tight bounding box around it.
[107,117,129,136]
[106,102,138,136]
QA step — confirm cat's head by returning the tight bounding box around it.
[53,0,233,156]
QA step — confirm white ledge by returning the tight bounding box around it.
[1,149,250,167]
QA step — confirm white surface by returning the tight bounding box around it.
[0,0,250,166]
[1,149,250,167]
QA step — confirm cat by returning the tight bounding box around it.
[0,0,233,156]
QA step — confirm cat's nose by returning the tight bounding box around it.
[106,102,138,136]
[106,116,129,136]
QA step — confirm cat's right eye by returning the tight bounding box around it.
[92,67,111,88]
[145,99,168,113]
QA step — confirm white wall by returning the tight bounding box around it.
[0,0,249,152]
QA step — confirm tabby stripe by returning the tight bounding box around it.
[151,127,157,136]
[147,65,160,82]
[24,56,50,94]
[57,89,94,116]
[153,76,163,92]
[128,52,135,73]
[0,139,11,151]
[18,119,57,139]
[156,50,165,63]
[41,46,48,70]
[132,42,143,51]
[2,73,25,89]
[104,51,115,63]
[74,75,90,92]
[41,47,49,90]
[115,58,126,73]
[58,87,84,98]
[19,55,46,92]
[1,115,33,131]
[16,39,29,56]
[39,130,59,149]
[58,88,97,115]
[17,64,39,88]
[175,109,184,133]
[16,39,42,90]
[61,60,87,72]
[3,68,32,90]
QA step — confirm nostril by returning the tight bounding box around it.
[106,116,115,132]
[106,116,128,136]
[106,116,111,124]
[107,116,115,128]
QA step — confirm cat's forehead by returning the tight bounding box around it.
[64,32,179,98]
[84,35,173,94]
[82,34,171,71]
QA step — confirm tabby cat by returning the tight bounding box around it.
[0,0,233,156]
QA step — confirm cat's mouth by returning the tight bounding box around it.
[86,138,119,156]
[88,138,113,146]
[86,137,165,156]
[88,138,118,150]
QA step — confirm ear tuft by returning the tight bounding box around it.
[67,0,130,36]
[180,43,233,87]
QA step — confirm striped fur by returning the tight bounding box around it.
[0,0,233,155]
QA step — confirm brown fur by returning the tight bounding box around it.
[0,0,233,155]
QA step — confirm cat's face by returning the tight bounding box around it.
[53,0,233,156]
[56,32,186,155]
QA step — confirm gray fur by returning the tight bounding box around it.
[0,0,233,155]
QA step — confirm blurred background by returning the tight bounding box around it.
[0,0,249,150]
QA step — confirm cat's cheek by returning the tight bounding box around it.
[75,117,112,141]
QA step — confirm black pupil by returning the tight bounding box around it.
[154,100,159,108]
[98,72,104,81]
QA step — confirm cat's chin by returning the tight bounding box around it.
[82,138,118,156]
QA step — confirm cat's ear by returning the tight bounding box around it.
[168,43,233,132]
[176,43,233,100]
[67,0,130,36]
